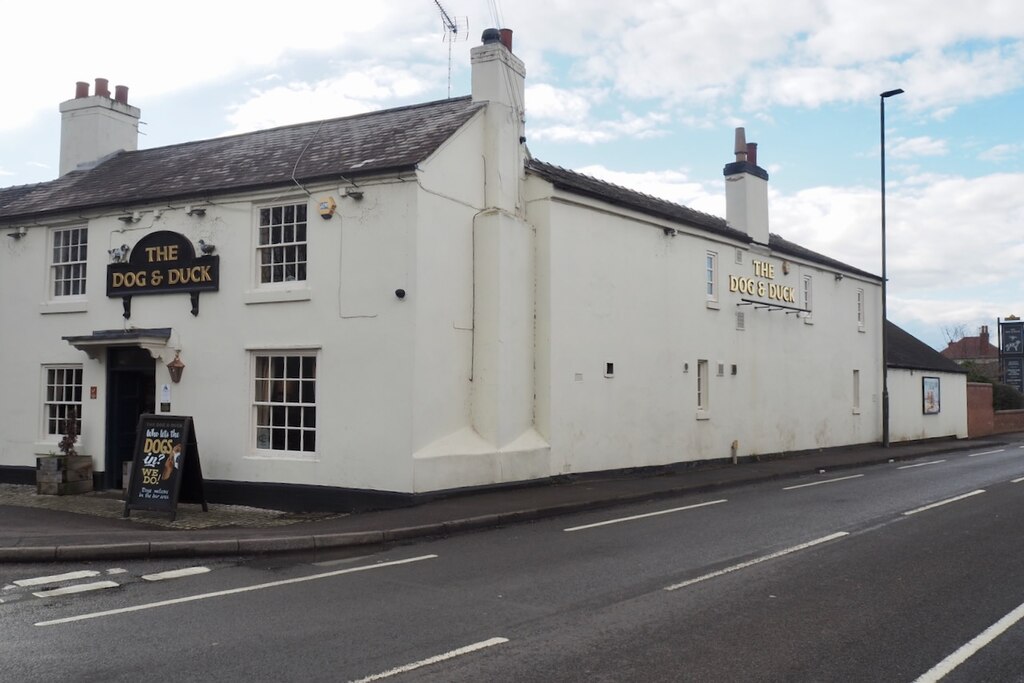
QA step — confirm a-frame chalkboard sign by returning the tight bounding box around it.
[123,414,208,521]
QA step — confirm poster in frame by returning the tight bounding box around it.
[922,376,941,415]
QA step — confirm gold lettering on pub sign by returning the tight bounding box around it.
[107,230,219,298]
[729,259,796,303]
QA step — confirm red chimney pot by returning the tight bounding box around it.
[746,142,758,167]
[114,85,129,104]
[95,78,110,98]
[75,81,90,98]
[499,28,513,51]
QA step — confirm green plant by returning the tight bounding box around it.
[57,408,79,458]
[993,383,1024,411]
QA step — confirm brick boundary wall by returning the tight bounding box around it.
[967,381,1024,436]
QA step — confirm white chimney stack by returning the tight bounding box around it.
[59,78,140,176]
[724,127,770,245]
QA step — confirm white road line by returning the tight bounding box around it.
[106,568,128,575]
[783,474,864,490]
[35,555,437,627]
[1012,476,1024,484]
[898,460,946,470]
[913,599,1024,683]
[14,570,100,587]
[142,566,211,582]
[563,499,727,532]
[349,637,509,683]
[904,490,986,516]
[664,532,849,591]
[33,581,119,598]
[968,449,1005,458]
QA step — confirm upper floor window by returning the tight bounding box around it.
[705,251,718,303]
[257,203,307,285]
[857,288,865,330]
[51,227,88,297]
[697,359,709,414]
[802,275,813,311]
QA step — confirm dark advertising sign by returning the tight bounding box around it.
[124,415,207,521]
[1002,322,1023,355]
[1005,358,1024,394]
[108,231,219,296]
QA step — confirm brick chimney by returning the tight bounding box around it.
[723,127,770,245]
[980,325,990,348]
[59,78,140,176]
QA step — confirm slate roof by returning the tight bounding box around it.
[886,321,966,373]
[527,159,881,281]
[0,96,484,223]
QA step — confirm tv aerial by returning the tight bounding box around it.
[434,0,468,98]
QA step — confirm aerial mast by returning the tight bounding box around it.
[433,0,468,98]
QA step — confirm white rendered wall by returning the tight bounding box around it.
[888,369,968,441]
[530,185,884,475]
[0,178,427,493]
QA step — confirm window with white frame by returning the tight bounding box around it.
[802,274,813,319]
[51,226,88,297]
[253,352,317,454]
[257,202,308,285]
[857,288,865,330]
[853,369,861,413]
[697,359,709,413]
[705,251,718,302]
[43,365,83,437]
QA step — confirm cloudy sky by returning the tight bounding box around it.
[2,1,1022,349]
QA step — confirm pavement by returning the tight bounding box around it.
[1,435,1017,563]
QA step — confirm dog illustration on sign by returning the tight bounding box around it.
[161,444,182,481]
[1006,339,1022,353]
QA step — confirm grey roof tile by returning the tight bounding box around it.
[887,320,966,373]
[0,97,484,222]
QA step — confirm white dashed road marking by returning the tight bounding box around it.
[33,581,120,598]
[142,566,211,582]
[349,637,509,683]
[564,499,727,532]
[898,460,946,470]
[904,490,986,516]
[783,474,864,490]
[14,570,100,587]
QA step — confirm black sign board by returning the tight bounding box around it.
[1005,358,1024,394]
[1002,322,1023,355]
[123,414,208,521]
[107,231,219,318]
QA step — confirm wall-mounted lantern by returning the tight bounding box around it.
[167,351,185,383]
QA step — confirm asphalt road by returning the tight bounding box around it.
[3,442,1024,682]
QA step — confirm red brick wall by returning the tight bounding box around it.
[968,383,994,436]
[994,409,1024,434]
[967,382,1024,436]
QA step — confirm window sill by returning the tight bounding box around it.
[243,288,312,305]
[852,408,861,415]
[858,326,866,333]
[706,300,720,310]
[696,411,710,421]
[804,316,814,325]
[39,300,88,315]
[245,451,319,462]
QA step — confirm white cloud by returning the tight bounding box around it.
[978,143,1021,162]
[526,84,594,123]
[888,136,948,159]
[225,65,435,134]
[530,110,669,144]
[571,165,716,209]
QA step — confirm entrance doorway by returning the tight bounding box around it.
[105,347,156,489]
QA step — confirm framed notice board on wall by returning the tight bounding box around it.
[123,414,208,521]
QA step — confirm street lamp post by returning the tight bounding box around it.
[880,88,904,448]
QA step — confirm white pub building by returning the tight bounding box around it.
[0,29,965,509]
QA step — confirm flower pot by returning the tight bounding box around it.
[36,455,94,495]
